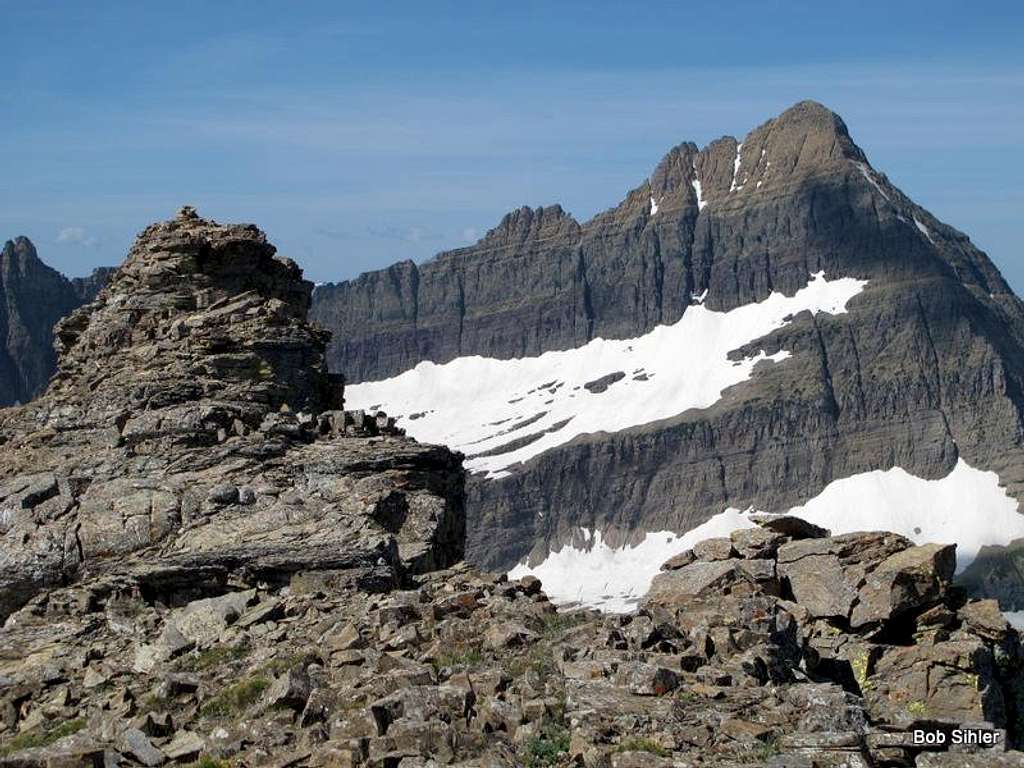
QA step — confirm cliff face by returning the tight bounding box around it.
[321,101,1024,608]
[0,238,111,406]
[0,208,465,621]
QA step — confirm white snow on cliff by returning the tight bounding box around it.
[853,161,891,201]
[346,272,867,477]
[730,142,744,192]
[508,509,758,613]
[914,216,936,244]
[509,458,1024,612]
[692,178,707,210]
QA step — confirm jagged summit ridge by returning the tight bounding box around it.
[447,100,867,249]
[312,98,1010,384]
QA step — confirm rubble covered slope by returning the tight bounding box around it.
[2,209,1024,767]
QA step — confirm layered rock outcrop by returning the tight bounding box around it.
[0,237,112,407]
[0,208,465,620]
[316,101,1024,599]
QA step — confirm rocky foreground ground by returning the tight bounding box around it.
[2,210,1024,767]
[4,514,1024,768]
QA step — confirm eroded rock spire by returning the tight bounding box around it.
[0,210,464,620]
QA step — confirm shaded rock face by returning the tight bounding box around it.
[0,208,465,621]
[315,100,1024,591]
[0,237,112,407]
[3,518,1024,766]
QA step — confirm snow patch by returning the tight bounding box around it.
[692,178,707,211]
[508,508,758,612]
[511,459,1023,612]
[649,195,659,216]
[914,216,935,243]
[787,458,1022,571]
[853,161,891,201]
[691,288,709,304]
[730,143,743,192]
[347,272,868,477]
[1005,611,1024,631]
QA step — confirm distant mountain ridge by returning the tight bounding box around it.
[314,100,1024,610]
[0,237,113,406]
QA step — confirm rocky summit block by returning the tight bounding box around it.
[638,516,1024,765]
[0,208,465,620]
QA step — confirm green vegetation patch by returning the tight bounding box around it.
[523,724,571,767]
[0,719,85,756]
[177,643,251,672]
[541,611,591,637]
[432,644,485,671]
[199,677,270,718]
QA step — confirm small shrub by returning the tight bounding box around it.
[523,724,570,767]
[906,700,928,716]
[433,645,484,671]
[751,734,782,760]
[541,611,590,637]
[186,757,232,768]
[199,677,270,718]
[177,644,250,672]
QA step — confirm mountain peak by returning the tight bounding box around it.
[50,208,337,425]
[2,236,41,265]
[772,99,851,135]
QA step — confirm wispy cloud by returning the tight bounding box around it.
[313,226,351,241]
[365,224,442,243]
[56,226,99,247]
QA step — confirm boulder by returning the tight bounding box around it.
[171,590,256,647]
[484,622,540,649]
[751,515,830,540]
[120,728,165,767]
[692,537,736,562]
[267,667,313,711]
[850,543,956,628]
[613,662,680,696]
[645,560,744,608]
[863,639,1002,726]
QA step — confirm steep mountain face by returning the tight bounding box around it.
[0,237,112,407]
[315,101,1024,609]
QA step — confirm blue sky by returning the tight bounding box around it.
[1,1,1022,290]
